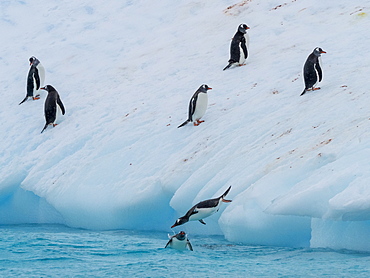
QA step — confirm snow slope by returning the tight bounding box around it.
[1,0,370,251]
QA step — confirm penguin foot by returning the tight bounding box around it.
[312,87,321,91]
[193,120,204,126]
[33,96,40,100]
[53,124,58,127]
[238,63,246,67]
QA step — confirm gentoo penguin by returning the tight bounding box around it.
[40,85,65,133]
[300,47,326,96]
[165,231,193,251]
[171,186,232,228]
[223,24,250,71]
[19,56,45,105]
[178,84,212,128]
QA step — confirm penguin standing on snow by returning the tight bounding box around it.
[300,47,326,96]
[178,84,212,128]
[223,24,250,71]
[165,231,193,251]
[40,85,65,133]
[19,56,45,105]
[171,186,232,228]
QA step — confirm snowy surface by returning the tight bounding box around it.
[1,0,370,251]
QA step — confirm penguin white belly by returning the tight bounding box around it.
[192,93,208,121]
[167,237,189,251]
[38,64,45,86]
[54,102,63,124]
[238,44,245,64]
[313,68,319,88]
[189,205,219,221]
[244,33,250,49]
[32,77,38,95]
[239,33,249,65]
[36,64,45,95]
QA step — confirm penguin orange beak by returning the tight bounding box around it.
[321,51,326,53]
[208,87,213,90]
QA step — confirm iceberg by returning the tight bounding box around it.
[0,0,369,252]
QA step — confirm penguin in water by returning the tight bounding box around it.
[171,186,232,228]
[223,24,250,71]
[165,231,193,251]
[178,84,212,128]
[301,47,326,96]
[19,56,45,105]
[40,85,65,133]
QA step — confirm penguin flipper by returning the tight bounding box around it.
[315,62,323,82]
[178,120,190,128]
[57,97,66,115]
[199,219,206,225]
[34,68,41,90]
[19,96,28,105]
[187,240,194,251]
[300,89,307,96]
[164,238,173,248]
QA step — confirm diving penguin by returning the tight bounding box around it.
[19,56,45,105]
[177,84,212,128]
[165,231,193,251]
[300,47,326,96]
[40,85,65,133]
[171,186,232,228]
[223,24,250,71]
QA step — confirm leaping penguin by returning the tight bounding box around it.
[165,231,193,251]
[178,84,212,128]
[40,85,65,133]
[223,24,250,71]
[171,186,232,228]
[19,56,45,105]
[301,47,326,96]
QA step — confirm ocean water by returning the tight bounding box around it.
[0,224,369,278]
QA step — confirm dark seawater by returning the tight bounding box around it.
[0,224,369,277]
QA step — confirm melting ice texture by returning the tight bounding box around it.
[0,0,370,252]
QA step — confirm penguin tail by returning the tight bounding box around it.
[300,89,307,96]
[19,96,28,105]
[223,63,232,71]
[177,120,190,128]
[40,124,48,133]
[221,185,232,202]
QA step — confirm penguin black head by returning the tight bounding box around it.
[200,84,212,92]
[176,231,186,240]
[40,85,56,92]
[313,47,326,56]
[171,217,188,228]
[29,56,38,66]
[238,24,250,34]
